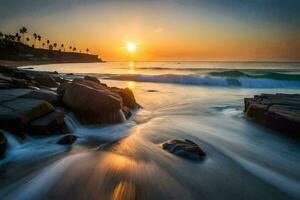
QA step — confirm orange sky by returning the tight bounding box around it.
[1,0,300,61]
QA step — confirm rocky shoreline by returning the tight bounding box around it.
[244,93,300,138]
[0,65,139,158]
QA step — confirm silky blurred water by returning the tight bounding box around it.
[1,62,300,200]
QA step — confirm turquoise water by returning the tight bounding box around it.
[1,62,300,200]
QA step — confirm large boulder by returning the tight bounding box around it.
[34,75,58,88]
[57,134,77,145]
[62,82,124,124]
[0,132,7,159]
[28,109,69,135]
[162,139,206,160]
[244,93,300,137]
[0,98,55,132]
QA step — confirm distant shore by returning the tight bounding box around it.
[0,59,102,68]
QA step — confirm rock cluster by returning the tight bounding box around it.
[244,93,300,137]
[0,65,139,158]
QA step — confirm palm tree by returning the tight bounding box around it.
[47,40,50,48]
[69,46,72,52]
[49,44,53,50]
[37,35,41,47]
[42,43,45,48]
[26,37,30,45]
[61,44,64,51]
[33,33,37,46]
[53,43,57,50]
[73,47,76,52]
[19,27,27,43]
[86,48,89,54]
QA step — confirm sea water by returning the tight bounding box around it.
[1,61,300,200]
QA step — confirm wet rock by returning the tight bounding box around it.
[162,139,206,160]
[0,98,54,132]
[122,106,132,119]
[34,75,59,88]
[28,109,69,135]
[57,134,77,145]
[0,132,7,158]
[62,82,123,124]
[244,93,300,137]
[111,87,137,109]
[84,75,100,84]
[21,89,60,105]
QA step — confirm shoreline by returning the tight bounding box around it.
[0,59,103,68]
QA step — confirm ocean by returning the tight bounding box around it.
[1,61,300,200]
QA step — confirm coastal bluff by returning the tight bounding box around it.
[0,41,101,63]
[244,93,300,137]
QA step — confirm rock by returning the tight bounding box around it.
[0,132,7,158]
[122,106,132,119]
[244,93,300,137]
[28,109,69,135]
[57,134,77,145]
[21,89,60,105]
[84,75,100,84]
[162,139,206,160]
[111,87,137,109]
[0,98,55,132]
[62,82,123,124]
[34,75,59,87]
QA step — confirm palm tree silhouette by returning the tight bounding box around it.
[61,44,64,51]
[49,44,53,50]
[42,43,45,48]
[47,40,50,48]
[33,33,37,46]
[73,47,76,52]
[19,27,27,43]
[26,37,30,45]
[86,48,89,54]
[53,43,57,50]
[69,46,72,52]
[37,35,41,47]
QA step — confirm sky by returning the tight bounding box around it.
[0,0,300,61]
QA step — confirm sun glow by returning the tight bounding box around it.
[127,42,136,53]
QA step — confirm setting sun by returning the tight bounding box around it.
[127,42,136,53]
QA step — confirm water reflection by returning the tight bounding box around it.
[128,61,135,74]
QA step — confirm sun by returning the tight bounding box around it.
[127,42,136,53]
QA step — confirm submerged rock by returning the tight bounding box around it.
[244,93,300,137]
[57,134,77,145]
[162,139,206,160]
[0,132,7,158]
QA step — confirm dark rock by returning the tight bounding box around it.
[122,107,132,119]
[28,109,69,135]
[0,132,7,158]
[57,134,77,145]
[244,93,300,137]
[21,89,60,105]
[147,89,158,92]
[111,87,137,109]
[84,75,100,84]
[62,82,124,124]
[0,98,54,132]
[162,139,206,160]
[34,75,59,87]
